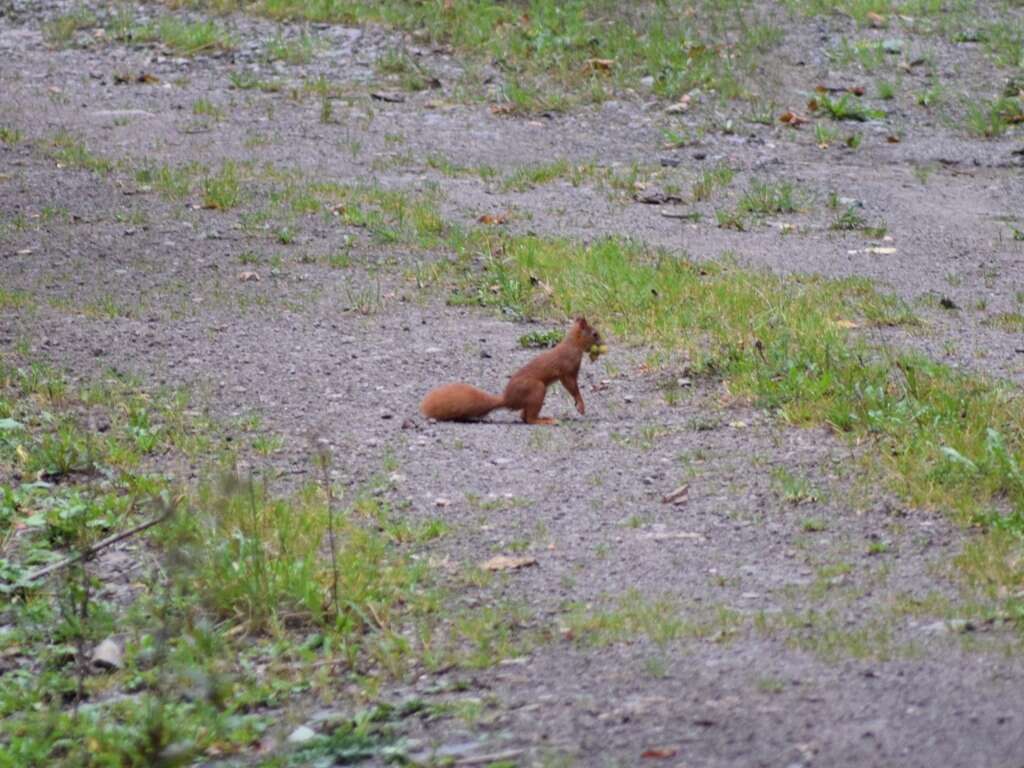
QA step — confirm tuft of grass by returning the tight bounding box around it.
[135,163,195,199]
[561,591,698,649]
[984,312,1024,333]
[0,289,35,311]
[264,32,319,64]
[0,126,21,145]
[813,93,886,122]
[501,160,573,192]
[738,181,799,215]
[116,16,237,56]
[519,328,564,348]
[965,97,1024,138]
[876,80,897,100]
[45,130,114,175]
[191,98,224,120]
[692,165,735,202]
[43,8,97,46]
[774,468,820,504]
[201,161,243,210]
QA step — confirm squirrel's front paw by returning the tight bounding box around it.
[575,401,585,415]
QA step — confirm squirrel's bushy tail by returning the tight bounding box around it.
[420,383,505,421]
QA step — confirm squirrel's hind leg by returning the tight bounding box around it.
[521,386,557,425]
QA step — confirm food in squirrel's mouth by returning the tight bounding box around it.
[588,343,609,361]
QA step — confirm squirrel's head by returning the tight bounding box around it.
[570,316,602,349]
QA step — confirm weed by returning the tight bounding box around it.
[264,32,319,64]
[113,16,236,56]
[692,165,735,202]
[815,122,839,147]
[519,329,564,348]
[502,160,573,192]
[813,93,886,122]
[965,97,1024,138]
[201,161,243,210]
[135,163,194,199]
[191,98,224,120]
[715,209,748,231]
[43,8,96,46]
[0,126,23,145]
[876,80,897,100]
[45,130,114,175]
[985,313,1024,333]
[830,206,867,231]
[774,468,820,504]
[738,181,799,215]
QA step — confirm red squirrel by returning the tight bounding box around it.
[420,318,605,425]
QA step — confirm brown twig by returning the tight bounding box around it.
[25,512,171,583]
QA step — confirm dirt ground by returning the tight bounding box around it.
[3,1,1024,766]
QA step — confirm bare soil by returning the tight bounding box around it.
[3,2,1024,765]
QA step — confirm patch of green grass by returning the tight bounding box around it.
[981,20,1024,69]
[715,208,748,231]
[774,468,820,504]
[519,328,564,348]
[984,312,1024,333]
[738,180,800,215]
[0,358,540,766]
[561,591,712,648]
[44,130,114,175]
[762,608,902,662]
[451,231,1024,567]
[814,122,839,147]
[192,98,224,120]
[201,160,244,210]
[114,15,236,56]
[43,7,97,46]
[829,205,885,238]
[501,159,574,192]
[376,46,436,91]
[813,93,886,122]
[206,0,783,107]
[827,38,887,71]
[0,125,23,145]
[965,96,1024,138]
[228,71,283,91]
[134,162,195,199]
[264,32,319,64]
[0,289,34,311]
[692,165,735,202]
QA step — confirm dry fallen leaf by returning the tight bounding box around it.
[779,110,809,126]
[886,134,901,143]
[641,747,679,759]
[867,11,887,27]
[728,420,748,429]
[490,103,516,115]
[584,57,615,73]
[867,246,897,254]
[833,319,860,329]
[477,212,509,225]
[237,271,260,282]
[481,555,538,572]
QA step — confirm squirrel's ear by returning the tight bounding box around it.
[575,316,588,328]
